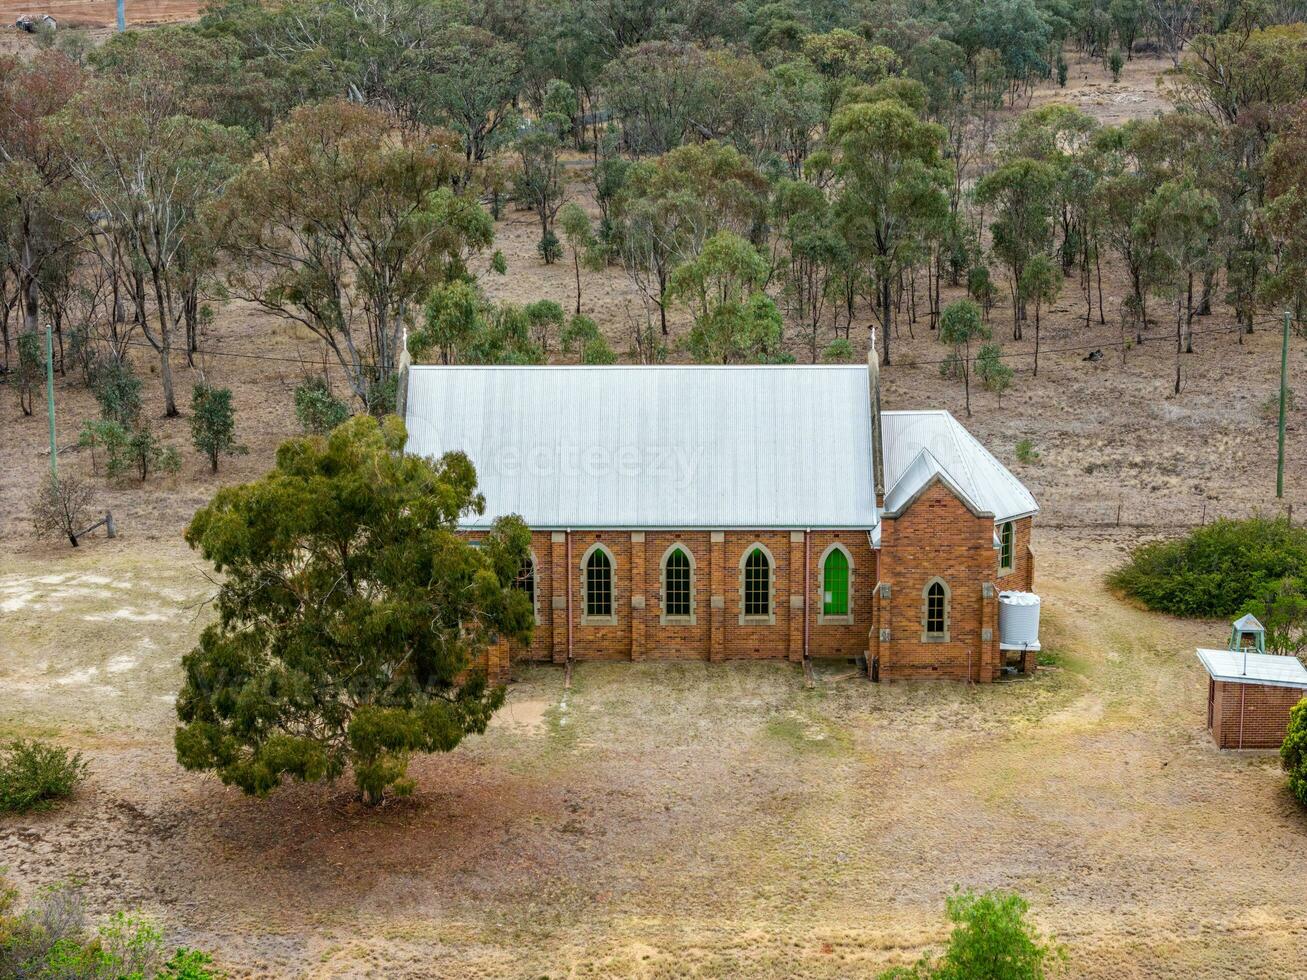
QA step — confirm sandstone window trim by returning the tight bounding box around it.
[739,543,776,625]
[998,521,1015,576]
[922,577,950,643]
[581,543,617,625]
[659,544,696,625]
[818,542,854,626]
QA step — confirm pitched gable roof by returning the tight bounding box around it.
[882,448,993,518]
[405,365,878,529]
[881,411,1038,523]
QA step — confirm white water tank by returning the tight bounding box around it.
[998,591,1041,650]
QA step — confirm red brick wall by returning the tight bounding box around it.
[468,502,1022,681]
[873,481,1000,683]
[1209,679,1307,749]
[996,516,1035,593]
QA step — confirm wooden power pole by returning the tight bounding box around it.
[45,323,57,483]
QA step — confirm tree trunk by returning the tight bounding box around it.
[963,339,971,417]
[881,275,892,366]
[150,268,178,418]
[1174,298,1183,396]
[1095,247,1105,325]
[1033,301,1041,378]
[1185,272,1195,354]
[573,252,582,315]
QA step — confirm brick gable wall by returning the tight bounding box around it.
[872,480,1001,682]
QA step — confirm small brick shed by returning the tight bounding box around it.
[1197,648,1307,749]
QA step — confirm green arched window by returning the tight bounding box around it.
[823,548,849,616]
[999,521,1015,574]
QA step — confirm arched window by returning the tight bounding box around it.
[821,546,851,620]
[513,553,537,619]
[740,545,774,623]
[922,577,950,642]
[583,545,614,622]
[999,521,1015,575]
[661,546,694,623]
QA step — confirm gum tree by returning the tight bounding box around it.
[176,416,533,804]
[829,98,949,365]
[218,102,493,412]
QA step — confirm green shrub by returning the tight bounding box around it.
[1240,577,1307,658]
[107,426,181,482]
[1108,517,1307,618]
[1108,49,1124,82]
[537,230,562,264]
[0,738,87,812]
[878,888,1063,979]
[581,335,617,365]
[79,419,129,476]
[293,377,351,435]
[190,384,245,473]
[823,338,856,363]
[1283,699,1307,806]
[0,877,221,979]
[977,344,1013,403]
[91,359,143,428]
[1015,438,1039,465]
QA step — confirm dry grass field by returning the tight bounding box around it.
[2,44,1307,979]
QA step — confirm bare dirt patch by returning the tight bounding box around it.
[2,532,1306,977]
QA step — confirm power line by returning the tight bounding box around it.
[85,318,1282,376]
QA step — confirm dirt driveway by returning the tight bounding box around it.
[2,528,1305,978]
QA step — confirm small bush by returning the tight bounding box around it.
[878,888,1063,979]
[537,230,563,264]
[294,377,351,435]
[0,876,221,979]
[581,335,617,364]
[190,384,245,473]
[91,359,143,428]
[1108,49,1124,82]
[976,344,1013,402]
[29,475,96,547]
[1283,699,1307,806]
[0,738,87,812]
[1015,438,1040,465]
[107,426,181,482]
[823,338,856,363]
[1108,517,1307,617]
[79,419,129,475]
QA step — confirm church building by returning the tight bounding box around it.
[403,349,1039,683]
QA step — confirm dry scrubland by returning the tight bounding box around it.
[2,50,1307,978]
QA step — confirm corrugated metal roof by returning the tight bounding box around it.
[882,448,991,517]
[881,411,1039,523]
[405,365,877,529]
[404,367,1038,531]
[1196,648,1307,689]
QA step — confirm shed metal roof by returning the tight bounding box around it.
[405,365,877,529]
[1196,648,1307,689]
[882,411,1039,523]
[404,366,1037,531]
